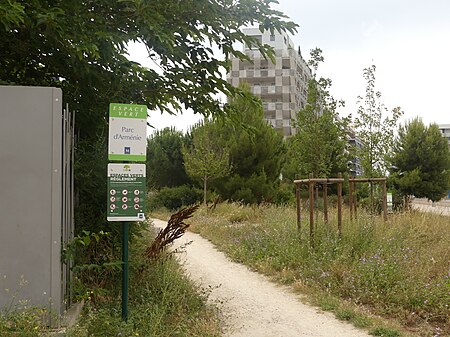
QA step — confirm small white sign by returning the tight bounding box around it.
[108,103,147,162]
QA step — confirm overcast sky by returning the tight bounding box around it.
[129,0,450,133]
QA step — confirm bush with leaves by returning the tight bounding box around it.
[148,185,202,211]
[390,118,450,202]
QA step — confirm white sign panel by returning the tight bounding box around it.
[108,103,147,162]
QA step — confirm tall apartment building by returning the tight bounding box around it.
[227,28,312,136]
[347,129,364,176]
[438,124,450,147]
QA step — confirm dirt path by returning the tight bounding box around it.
[152,219,370,337]
[411,198,450,216]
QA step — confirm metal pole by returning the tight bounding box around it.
[122,221,129,322]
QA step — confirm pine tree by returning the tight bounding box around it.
[390,118,450,202]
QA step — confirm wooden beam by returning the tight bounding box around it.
[296,185,301,231]
[337,173,342,237]
[309,177,314,247]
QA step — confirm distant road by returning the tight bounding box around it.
[411,198,450,216]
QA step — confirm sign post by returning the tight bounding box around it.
[107,103,147,322]
[121,221,129,322]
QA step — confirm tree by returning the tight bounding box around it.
[390,118,450,202]
[211,83,285,203]
[146,128,191,190]
[0,0,297,232]
[1,0,297,124]
[284,48,349,180]
[354,65,403,177]
[183,121,232,205]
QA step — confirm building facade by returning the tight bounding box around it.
[438,124,450,147]
[347,129,364,176]
[227,28,312,136]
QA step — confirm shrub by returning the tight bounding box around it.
[148,185,202,211]
[190,203,450,336]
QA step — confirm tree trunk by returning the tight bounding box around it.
[203,176,207,206]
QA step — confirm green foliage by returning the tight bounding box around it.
[390,118,450,202]
[1,0,297,119]
[0,0,25,31]
[0,308,49,337]
[63,229,123,302]
[67,232,220,337]
[148,185,202,211]
[210,83,285,203]
[191,203,450,336]
[146,127,191,189]
[0,0,298,275]
[183,121,232,205]
[369,327,401,337]
[285,48,350,180]
[354,65,403,177]
[73,133,109,235]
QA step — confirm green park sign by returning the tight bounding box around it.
[107,163,146,222]
[108,103,147,162]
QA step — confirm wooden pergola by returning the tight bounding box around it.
[349,177,388,221]
[294,173,344,245]
[294,174,388,246]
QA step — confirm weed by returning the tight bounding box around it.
[67,217,221,337]
[336,308,355,321]
[189,202,450,336]
[0,307,49,337]
[369,327,401,337]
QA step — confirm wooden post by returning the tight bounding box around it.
[353,182,358,219]
[309,178,314,247]
[296,184,301,231]
[349,179,353,220]
[382,179,388,221]
[370,180,374,214]
[337,173,342,237]
[323,182,328,224]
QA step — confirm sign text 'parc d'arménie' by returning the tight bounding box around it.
[108,103,147,162]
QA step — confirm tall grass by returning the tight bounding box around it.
[189,203,449,337]
[67,225,221,337]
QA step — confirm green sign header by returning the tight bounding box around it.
[109,103,147,119]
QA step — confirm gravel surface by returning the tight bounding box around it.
[152,218,370,337]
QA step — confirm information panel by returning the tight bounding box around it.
[107,163,146,221]
[108,103,147,162]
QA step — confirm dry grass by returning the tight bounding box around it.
[187,202,449,337]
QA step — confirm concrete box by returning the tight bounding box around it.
[0,86,64,316]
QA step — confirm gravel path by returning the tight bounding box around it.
[411,198,450,216]
[152,219,370,337]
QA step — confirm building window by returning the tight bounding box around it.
[246,35,262,49]
[270,34,275,41]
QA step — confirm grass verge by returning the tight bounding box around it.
[67,225,221,337]
[178,202,449,337]
[0,223,221,337]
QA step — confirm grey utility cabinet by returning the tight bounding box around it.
[0,86,74,318]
